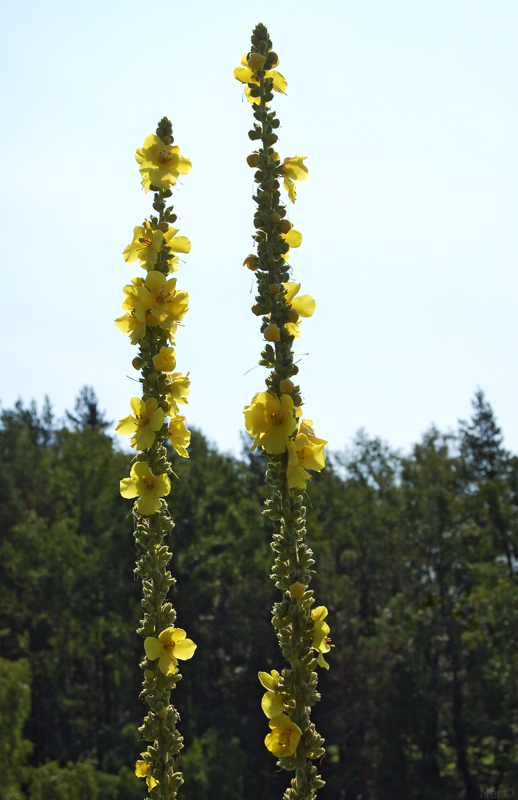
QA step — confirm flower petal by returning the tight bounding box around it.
[258,671,277,691]
[284,282,300,303]
[234,65,254,84]
[168,236,191,254]
[158,652,176,675]
[116,414,137,436]
[292,294,316,318]
[283,228,302,248]
[261,691,284,719]
[144,636,163,661]
[268,70,287,94]
[174,638,197,661]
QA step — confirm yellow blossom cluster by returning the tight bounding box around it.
[257,670,301,757]
[311,606,333,669]
[243,396,326,491]
[116,131,193,517]
[123,221,191,273]
[257,603,333,758]
[234,51,287,105]
[234,51,326,488]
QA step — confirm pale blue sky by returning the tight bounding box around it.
[2,0,517,455]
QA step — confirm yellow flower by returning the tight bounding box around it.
[164,372,191,416]
[120,461,171,516]
[261,691,284,718]
[135,134,192,192]
[281,156,308,203]
[233,53,287,104]
[168,415,191,458]
[116,398,165,451]
[284,282,316,339]
[123,221,164,269]
[153,346,176,373]
[258,669,280,691]
[135,756,158,791]
[137,271,189,328]
[114,310,146,344]
[286,420,327,490]
[116,278,157,336]
[244,391,298,454]
[120,277,143,312]
[144,627,197,676]
[299,419,327,446]
[258,670,284,718]
[264,714,302,758]
[311,606,332,669]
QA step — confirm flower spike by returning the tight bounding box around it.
[116,116,194,799]
[236,22,329,800]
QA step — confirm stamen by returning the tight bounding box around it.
[157,149,173,163]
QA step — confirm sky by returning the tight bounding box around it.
[2,0,517,458]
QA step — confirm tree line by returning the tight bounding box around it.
[0,388,516,799]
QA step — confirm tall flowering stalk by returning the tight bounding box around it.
[235,23,331,800]
[115,117,195,799]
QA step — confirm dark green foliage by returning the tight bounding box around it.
[0,389,516,798]
[0,657,32,797]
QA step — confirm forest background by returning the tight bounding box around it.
[1,387,516,799]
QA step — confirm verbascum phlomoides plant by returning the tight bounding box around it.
[116,117,195,799]
[235,23,332,800]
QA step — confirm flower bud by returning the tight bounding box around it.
[288,308,300,323]
[158,708,167,719]
[264,324,280,342]
[252,304,264,316]
[279,219,292,234]
[289,581,305,599]
[158,221,169,232]
[270,283,280,295]
[248,52,266,71]
[270,212,281,224]
[132,356,144,370]
[280,378,294,393]
[144,670,154,680]
[243,254,260,271]
[267,51,279,68]
[247,153,260,168]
